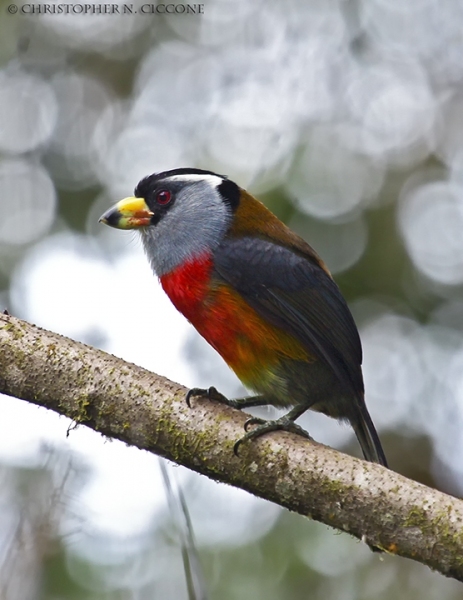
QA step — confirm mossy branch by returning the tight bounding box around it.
[1,314,463,581]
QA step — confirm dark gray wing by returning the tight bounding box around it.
[213,236,363,397]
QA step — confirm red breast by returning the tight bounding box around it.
[160,253,309,388]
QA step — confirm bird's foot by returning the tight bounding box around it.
[186,389,308,456]
[185,386,229,408]
[233,415,313,456]
[186,388,267,410]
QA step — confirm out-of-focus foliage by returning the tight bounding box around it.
[1,0,463,598]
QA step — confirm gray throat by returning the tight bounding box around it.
[139,180,232,277]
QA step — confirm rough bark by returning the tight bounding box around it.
[1,313,463,580]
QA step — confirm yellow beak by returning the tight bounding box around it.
[99,197,154,229]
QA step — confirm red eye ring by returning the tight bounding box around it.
[156,190,172,205]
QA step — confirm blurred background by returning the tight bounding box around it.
[0,0,463,597]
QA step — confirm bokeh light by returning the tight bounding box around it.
[398,180,463,285]
[0,71,57,154]
[0,159,56,246]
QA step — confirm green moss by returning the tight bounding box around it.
[402,504,463,564]
[74,395,91,422]
[2,322,26,340]
[404,506,438,534]
[135,385,150,398]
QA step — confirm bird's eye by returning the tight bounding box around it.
[155,190,172,205]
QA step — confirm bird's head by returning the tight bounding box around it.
[100,168,240,276]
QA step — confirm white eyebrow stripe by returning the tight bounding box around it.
[167,174,223,188]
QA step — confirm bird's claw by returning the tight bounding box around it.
[233,415,313,456]
[185,386,229,408]
[186,391,312,457]
[244,416,266,432]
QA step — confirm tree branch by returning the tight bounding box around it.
[1,314,462,580]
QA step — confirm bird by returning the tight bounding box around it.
[99,167,388,467]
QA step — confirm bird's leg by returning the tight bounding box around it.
[233,404,312,455]
[186,390,312,455]
[186,386,269,409]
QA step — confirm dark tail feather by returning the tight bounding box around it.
[352,405,388,467]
